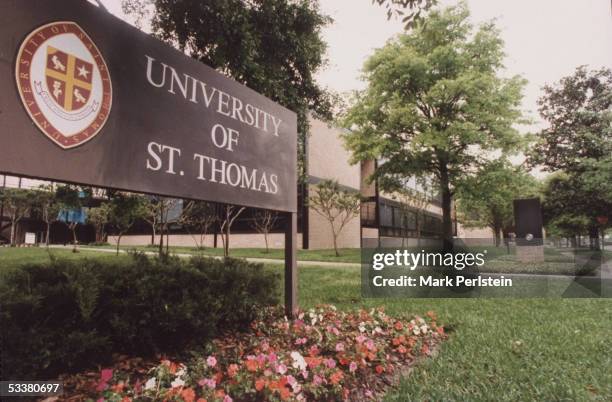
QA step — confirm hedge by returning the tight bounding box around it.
[0,253,280,379]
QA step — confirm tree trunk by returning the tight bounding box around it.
[9,219,17,247]
[588,226,600,250]
[45,222,50,247]
[71,223,78,252]
[332,233,339,257]
[439,168,453,253]
[264,232,269,253]
[492,225,501,247]
[158,224,164,257]
[116,234,122,256]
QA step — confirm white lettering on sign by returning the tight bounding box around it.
[145,55,283,137]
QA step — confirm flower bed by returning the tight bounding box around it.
[63,305,446,401]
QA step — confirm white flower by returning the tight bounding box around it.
[144,377,156,391]
[171,378,185,388]
[291,351,307,371]
[176,367,186,377]
[413,326,421,335]
[420,325,428,334]
[358,323,366,333]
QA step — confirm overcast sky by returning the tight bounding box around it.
[100,0,612,131]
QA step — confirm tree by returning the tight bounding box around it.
[122,0,334,180]
[32,185,60,247]
[87,203,111,244]
[0,188,33,246]
[179,200,218,250]
[220,204,246,258]
[529,67,612,248]
[372,0,437,29]
[342,4,525,251]
[456,160,539,246]
[528,67,612,172]
[251,209,279,253]
[108,194,144,255]
[309,180,360,257]
[137,196,160,246]
[55,185,89,252]
[541,172,611,250]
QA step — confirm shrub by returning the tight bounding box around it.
[0,254,280,379]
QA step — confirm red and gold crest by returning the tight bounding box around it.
[15,21,112,149]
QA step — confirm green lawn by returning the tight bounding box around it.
[0,247,128,276]
[87,244,363,263]
[1,249,610,400]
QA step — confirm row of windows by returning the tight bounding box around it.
[362,200,444,237]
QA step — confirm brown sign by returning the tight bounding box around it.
[0,0,298,212]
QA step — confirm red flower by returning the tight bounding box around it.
[227,364,239,377]
[245,359,259,372]
[375,365,385,374]
[181,388,196,402]
[279,387,291,400]
[394,321,403,331]
[330,370,344,385]
[255,378,266,392]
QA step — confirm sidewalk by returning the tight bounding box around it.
[47,245,361,268]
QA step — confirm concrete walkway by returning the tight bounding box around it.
[47,245,361,268]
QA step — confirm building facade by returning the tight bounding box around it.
[1,117,448,249]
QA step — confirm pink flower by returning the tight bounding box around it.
[256,354,266,364]
[100,369,113,382]
[261,341,270,352]
[365,339,375,351]
[223,395,233,402]
[267,352,277,363]
[335,342,345,352]
[313,375,323,385]
[301,370,309,379]
[264,369,273,377]
[206,356,217,367]
[356,335,366,344]
[349,362,358,373]
[295,337,307,345]
[286,375,297,386]
[198,378,216,389]
[325,358,336,369]
[277,364,287,374]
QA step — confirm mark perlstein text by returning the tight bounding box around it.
[372,275,513,288]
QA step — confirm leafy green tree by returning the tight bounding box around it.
[87,203,112,244]
[342,4,525,250]
[372,0,437,28]
[528,67,612,172]
[456,160,539,246]
[541,172,611,249]
[122,0,334,179]
[179,200,218,250]
[32,185,61,247]
[55,185,90,252]
[0,188,34,246]
[309,180,361,257]
[529,67,612,248]
[109,194,144,255]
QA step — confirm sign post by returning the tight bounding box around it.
[0,0,299,316]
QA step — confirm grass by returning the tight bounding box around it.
[85,243,363,263]
[1,249,610,400]
[0,246,127,276]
